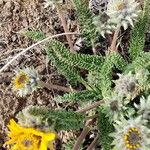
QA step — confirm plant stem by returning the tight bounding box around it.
[110,25,120,52]
[76,100,104,113]
[56,4,75,53]
[73,126,90,150]
[79,78,93,91]
[87,135,99,150]
[73,120,93,150]
[38,81,72,92]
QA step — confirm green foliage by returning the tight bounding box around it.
[132,52,150,70]
[47,40,104,71]
[46,39,104,87]
[55,90,101,103]
[27,106,85,131]
[87,71,102,91]
[46,43,82,85]
[22,30,46,40]
[143,0,150,24]
[98,108,114,150]
[100,52,127,97]
[73,0,97,46]
[125,52,150,73]
[129,0,150,60]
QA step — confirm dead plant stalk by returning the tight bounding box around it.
[38,81,72,92]
[56,4,75,53]
[73,120,94,150]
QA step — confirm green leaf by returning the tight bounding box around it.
[129,0,150,60]
[46,44,82,85]
[28,106,85,131]
[125,52,150,73]
[100,52,126,97]
[21,30,46,40]
[73,0,97,46]
[48,40,104,71]
[98,108,114,150]
[55,90,101,103]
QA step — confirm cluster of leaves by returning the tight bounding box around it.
[16,0,150,149]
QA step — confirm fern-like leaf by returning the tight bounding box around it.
[125,52,150,73]
[21,30,46,40]
[48,40,104,71]
[73,0,97,46]
[100,52,127,97]
[98,108,114,150]
[46,44,82,85]
[55,90,101,103]
[129,0,150,60]
[28,106,85,131]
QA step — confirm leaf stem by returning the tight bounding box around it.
[38,81,72,92]
[110,25,120,52]
[76,100,104,113]
[73,120,93,150]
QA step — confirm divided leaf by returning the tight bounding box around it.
[98,108,114,150]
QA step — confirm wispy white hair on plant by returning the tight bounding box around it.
[135,96,150,121]
[114,72,138,100]
[107,0,141,30]
[102,95,127,122]
[93,12,116,37]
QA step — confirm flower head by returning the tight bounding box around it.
[135,96,150,121]
[114,72,138,100]
[107,0,141,30]
[93,12,116,37]
[5,119,56,150]
[110,117,150,150]
[102,96,127,122]
[12,67,40,96]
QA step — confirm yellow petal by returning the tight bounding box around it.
[8,119,22,132]
[39,138,48,150]
[11,145,19,150]
[44,133,56,141]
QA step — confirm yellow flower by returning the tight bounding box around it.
[5,119,56,150]
[12,71,29,90]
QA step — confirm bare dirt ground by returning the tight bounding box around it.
[0,0,78,149]
[0,0,150,149]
